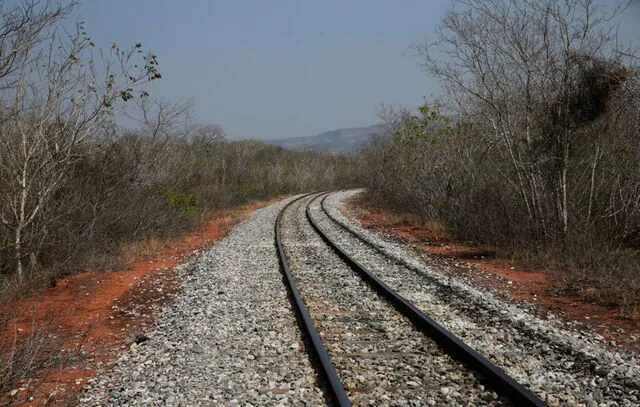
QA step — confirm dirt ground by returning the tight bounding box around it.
[0,198,280,407]
[344,196,640,354]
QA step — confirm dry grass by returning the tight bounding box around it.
[114,197,283,269]
[351,195,447,232]
[504,238,640,319]
[117,239,177,269]
[0,311,64,400]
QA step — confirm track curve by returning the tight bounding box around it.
[306,193,546,406]
[275,193,351,407]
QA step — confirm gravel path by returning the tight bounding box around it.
[314,190,640,407]
[80,197,326,406]
[281,193,506,406]
[76,191,640,406]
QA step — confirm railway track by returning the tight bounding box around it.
[275,192,546,406]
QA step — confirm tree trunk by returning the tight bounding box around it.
[587,144,600,223]
[15,161,29,281]
[560,133,570,239]
[15,227,23,281]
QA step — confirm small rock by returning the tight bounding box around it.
[134,334,150,345]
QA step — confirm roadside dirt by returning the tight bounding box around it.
[344,195,640,354]
[0,198,280,406]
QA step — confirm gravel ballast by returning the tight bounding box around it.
[78,191,640,406]
[80,197,325,406]
[281,194,506,406]
[314,190,640,406]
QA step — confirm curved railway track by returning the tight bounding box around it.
[275,193,351,406]
[275,192,546,406]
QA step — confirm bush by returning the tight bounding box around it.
[0,118,360,301]
[360,98,640,315]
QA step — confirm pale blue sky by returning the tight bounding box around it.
[73,1,639,140]
[73,1,448,139]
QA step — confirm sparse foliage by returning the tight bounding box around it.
[0,1,161,281]
[363,0,640,314]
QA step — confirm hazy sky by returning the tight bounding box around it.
[74,1,639,140]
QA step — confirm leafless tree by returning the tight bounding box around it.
[417,0,636,240]
[0,1,161,281]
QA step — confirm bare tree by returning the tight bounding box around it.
[0,0,75,90]
[417,0,635,240]
[0,2,161,280]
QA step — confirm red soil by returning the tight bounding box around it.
[344,197,640,354]
[0,199,278,406]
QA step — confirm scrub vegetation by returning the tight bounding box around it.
[361,0,640,315]
[0,1,359,301]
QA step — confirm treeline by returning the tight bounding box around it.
[0,97,359,295]
[361,0,640,313]
[0,2,358,298]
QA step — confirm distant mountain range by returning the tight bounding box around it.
[264,124,386,152]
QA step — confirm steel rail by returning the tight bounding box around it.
[275,193,352,407]
[307,193,547,407]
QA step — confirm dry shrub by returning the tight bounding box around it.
[0,134,360,302]
[361,96,640,316]
[0,310,65,398]
[361,0,640,316]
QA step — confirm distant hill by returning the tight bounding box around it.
[265,124,386,152]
